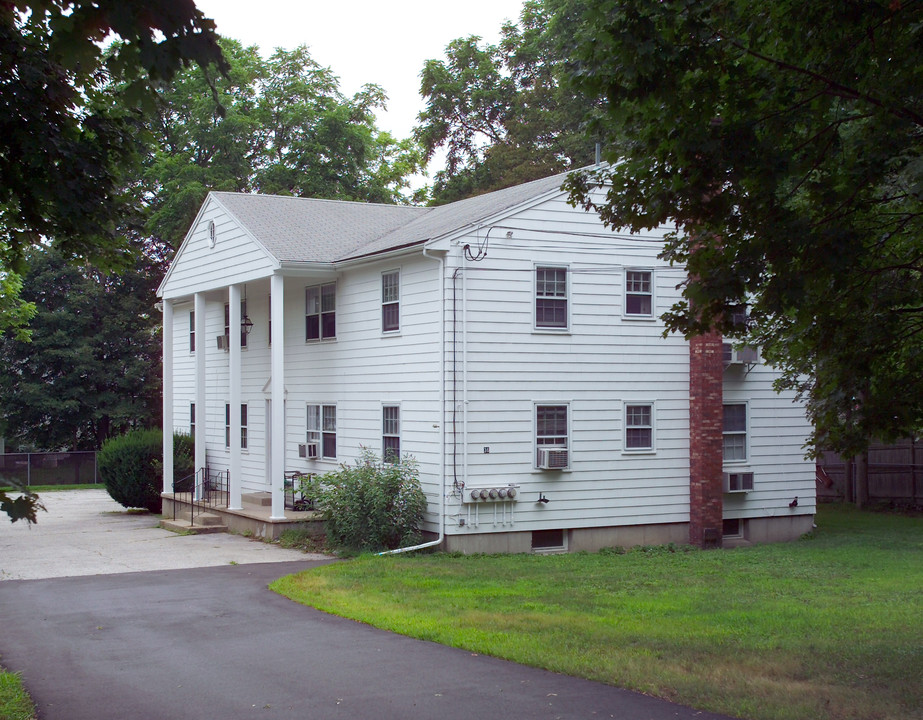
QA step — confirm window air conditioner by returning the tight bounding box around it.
[216,334,230,351]
[723,471,754,493]
[298,442,319,459]
[537,447,569,470]
[722,343,758,366]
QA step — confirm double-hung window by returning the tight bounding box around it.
[306,283,336,341]
[189,311,195,352]
[190,403,196,438]
[535,404,568,467]
[224,300,248,347]
[625,269,653,317]
[723,403,747,462]
[382,405,401,463]
[307,404,337,459]
[535,266,568,329]
[624,403,654,451]
[225,403,248,450]
[382,270,400,333]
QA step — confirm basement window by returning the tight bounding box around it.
[722,518,743,538]
[532,529,566,551]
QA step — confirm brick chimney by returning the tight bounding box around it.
[689,331,724,548]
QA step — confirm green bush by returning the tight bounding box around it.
[99,430,194,513]
[300,447,428,552]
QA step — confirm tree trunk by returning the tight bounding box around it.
[844,457,855,504]
[855,451,869,508]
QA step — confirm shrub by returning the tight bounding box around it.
[300,447,428,552]
[99,430,194,513]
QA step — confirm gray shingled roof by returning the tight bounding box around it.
[210,171,569,264]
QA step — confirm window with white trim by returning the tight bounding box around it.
[723,403,747,462]
[307,404,337,459]
[535,404,568,466]
[225,403,248,450]
[625,269,653,317]
[382,270,400,333]
[190,403,195,438]
[306,283,336,341]
[189,311,195,352]
[624,403,653,450]
[224,300,248,347]
[535,266,568,329]
[382,405,401,463]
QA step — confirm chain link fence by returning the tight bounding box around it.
[0,452,98,487]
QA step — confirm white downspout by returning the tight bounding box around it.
[379,247,446,555]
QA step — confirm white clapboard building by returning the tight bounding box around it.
[157,171,815,552]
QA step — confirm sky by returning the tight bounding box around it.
[193,0,527,140]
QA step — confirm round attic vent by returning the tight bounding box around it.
[207,220,217,248]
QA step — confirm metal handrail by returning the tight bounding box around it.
[172,467,228,525]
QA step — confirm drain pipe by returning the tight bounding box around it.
[378,245,447,556]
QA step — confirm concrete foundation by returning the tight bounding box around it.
[442,514,814,555]
[162,492,324,541]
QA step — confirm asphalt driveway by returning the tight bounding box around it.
[0,491,736,720]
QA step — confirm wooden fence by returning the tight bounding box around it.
[817,438,923,505]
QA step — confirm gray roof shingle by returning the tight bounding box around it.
[210,171,569,264]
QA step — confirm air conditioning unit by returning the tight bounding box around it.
[216,334,230,351]
[537,447,569,470]
[723,471,754,493]
[723,343,758,366]
[298,442,319,459]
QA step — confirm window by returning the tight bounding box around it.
[382,405,400,463]
[189,311,195,352]
[723,403,747,461]
[625,269,653,317]
[382,270,400,332]
[190,403,195,438]
[306,283,336,341]
[225,403,248,449]
[307,404,337,459]
[625,403,653,450]
[267,294,271,346]
[224,300,248,348]
[535,266,568,329]
[535,404,568,467]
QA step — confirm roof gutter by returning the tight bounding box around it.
[378,245,447,556]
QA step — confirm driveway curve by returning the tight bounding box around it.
[0,490,736,720]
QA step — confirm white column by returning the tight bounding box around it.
[161,299,174,494]
[194,292,207,495]
[270,273,286,519]
[228,284,243,509]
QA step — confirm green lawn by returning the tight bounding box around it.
[271,504,923,720]
[0,667,35,720]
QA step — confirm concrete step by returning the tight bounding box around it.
[242,492,272,507]
[160,518,228,535]
[194,512,225,527]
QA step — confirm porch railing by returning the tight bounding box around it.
[172,466,229,527]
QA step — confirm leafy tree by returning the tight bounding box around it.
[0,0,226,334]
[553,0,923,466]
[416,0,598,204]
[0,245,164,452]
[144,39,424,246]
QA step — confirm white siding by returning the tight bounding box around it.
[160,198,277,300]
[439,193,813,539]
[165,187,813,540]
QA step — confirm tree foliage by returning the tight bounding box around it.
[0,245,164,451]
[143,39,424,246]
[416,0,598,204]
[0,0,226,333]
[299,448,428,552]
[553,0,923,456]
